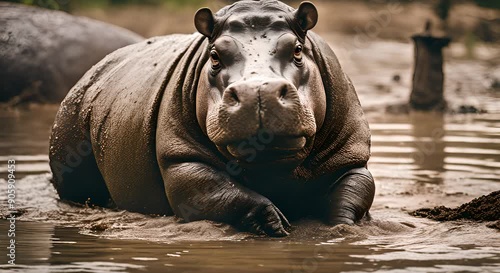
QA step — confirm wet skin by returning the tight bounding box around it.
[0,3,142,103]
[49,1,375,237]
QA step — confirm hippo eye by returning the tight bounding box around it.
[210,49,221,69]
[293,44,303,66]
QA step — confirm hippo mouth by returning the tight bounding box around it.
[225,135,308,164]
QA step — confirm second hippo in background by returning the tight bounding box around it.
[0,3,143,105]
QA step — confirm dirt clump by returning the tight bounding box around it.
[412,191,500,230]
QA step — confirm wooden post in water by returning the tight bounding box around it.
[410,21,451,111]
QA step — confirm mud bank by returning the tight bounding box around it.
[412,191,500,230]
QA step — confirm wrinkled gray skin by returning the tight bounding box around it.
[0,3,143,103]
[49,0,375,237]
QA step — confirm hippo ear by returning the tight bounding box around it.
[294,1,318,31]
[194,8,215,38]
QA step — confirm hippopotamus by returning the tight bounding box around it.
[0,3,143,104]
[49,0,375,236]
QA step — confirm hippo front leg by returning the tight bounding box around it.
[325,168,375,225]
[161,162,291,237]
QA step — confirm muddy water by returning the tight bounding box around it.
[0,38,499,272]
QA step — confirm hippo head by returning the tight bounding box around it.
[195,1,326,169]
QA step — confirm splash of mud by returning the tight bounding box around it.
[0,174,250,242]
[0,174,416,243]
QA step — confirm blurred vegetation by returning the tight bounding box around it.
[4,0,500,12]
[11,0,71,11]
[474,0,500,9]
[434,0,452,21]
[4,0,207,12]
[4,0,498,44]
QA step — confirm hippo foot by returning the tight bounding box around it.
[324,168,375,226]
[240,198,291,237]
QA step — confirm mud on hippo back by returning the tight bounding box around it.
[49,0,375,237]
[0,3,143,104]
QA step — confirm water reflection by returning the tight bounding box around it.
[0,221,146,272]
[0,105,57,155]
[0,105,57,179]
[1,221,389,273]
[0,221,54,265]
[410,111,445,184]
[368,111,499,211]
[0,220,499,273]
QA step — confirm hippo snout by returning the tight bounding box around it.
[215,78,312,163]
[223,79,299,108]
[221,79,302,131]
[209,77,317,152]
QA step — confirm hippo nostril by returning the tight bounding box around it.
[224,87,240,107]
[279,85,288,100]
[230,90,240,104]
